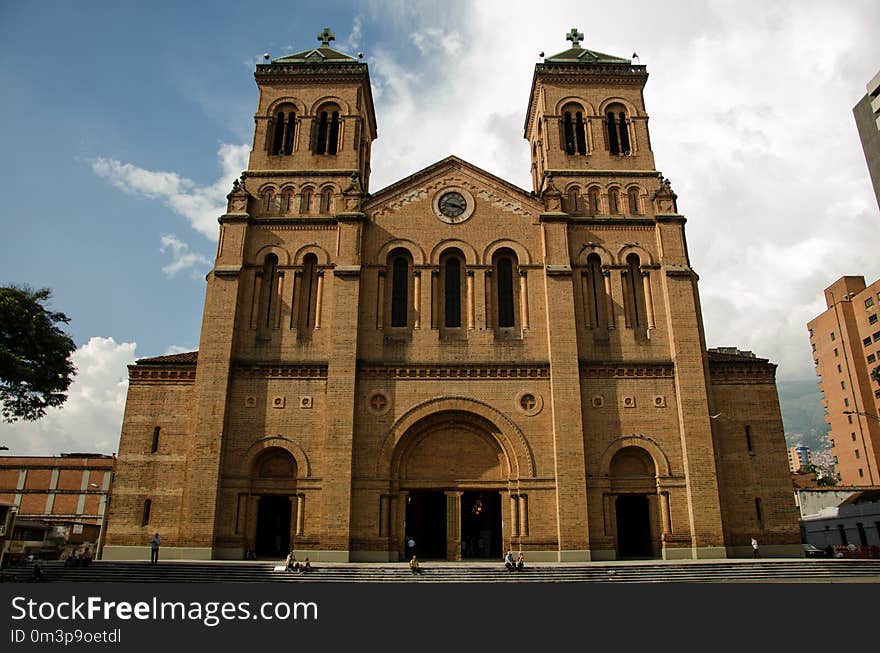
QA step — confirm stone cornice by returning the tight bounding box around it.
[358,362,550,380]
[129,366,196,384]
[232,363,328,379]
[250,217,337,227]
[545,169,660,178]
[569,217,656,227]
[243,169,359,178]
[579,360,674,378]
[708,361,777,385]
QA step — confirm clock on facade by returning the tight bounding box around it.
[432,187,475,223]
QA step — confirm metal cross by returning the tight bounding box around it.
[317,27,336,46]
[566,27,584,47]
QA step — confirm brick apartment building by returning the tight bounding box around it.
[103,28,800,562]
[808,276,880,486]
[0,454,115,556]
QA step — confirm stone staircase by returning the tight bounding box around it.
[7,559,880,583]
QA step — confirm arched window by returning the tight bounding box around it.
[263,189,275,214]
[319,188,333,214]
[261,254,279,328]
[300,188,312,214]
[390,254,410,327]
[627,188,640,215]
[314,104,341,155]
[567,187,581,215]
[267,105,297,156]
[441,251,464,328]
[605,103,631,155]
[562,103,588,155]
[585,254,605,328]
[588,188,600,215]
[494,251,517,328]
[299,254,318,331]
[280,189,293,214]
[609,189,620,214]
[625,253,647,329]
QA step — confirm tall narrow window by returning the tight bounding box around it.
[151,427,160,454]
[562,104,587,155]
[755,498,763,529]
[142,499,152,527]
[626,253,646,328]
[262,254,279,328]
[496,256,515,328]
[606,112,620,155]
[263,189,275,214]
[585,254,604,328]
[327,111,340,155]
[281,190,292,213]
[391,256,409,327]
[300,254,318,331]
[282,114,296,155]
[618,112,631,154]
[563,112,575,155]
[575,112,587,154]
[588,188,600,215]
[609,189,620,214]
[627,188,640,215]
[567,187,580,214]
[300,188,312,214]
[745,425,753,453]
[272,112,286,154]
[319,188,333,214]
[315,112,328,155]
[443,255,462,328]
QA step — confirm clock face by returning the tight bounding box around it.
[438,191,467,219]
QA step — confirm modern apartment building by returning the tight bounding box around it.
[808,276,880,485]
[853,69,880,211]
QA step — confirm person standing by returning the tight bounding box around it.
[406,535,416,559]
[150,533,161,564]
[751,537,759,559]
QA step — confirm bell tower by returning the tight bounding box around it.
[524,28,656,210]
[246,27,377,213]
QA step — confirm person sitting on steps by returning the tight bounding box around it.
[409,555,422,575]
[516,552,525,571]
[504,550,516,572]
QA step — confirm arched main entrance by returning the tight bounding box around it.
[250,447,297,558]
[392,410,511,560]
[609,446,657,559]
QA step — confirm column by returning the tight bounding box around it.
[445,491,462,561]
[314,271,324,329]
[431,270,439,329]
[295,493,305,536]
[518,494,529,537]
[413,270,421,329]
[484,270,493,329]
[275,271,285,328]
[509,494,519,538]
[249,271,262,329]
[290,270,301,330]
[376,270,385,329]
[466,270,475,330]
[289,497,298,546]
[519,270,530,330]
[642,270,655,330]
[395,491,409,560]
[603,269,615,330]
[581,271,592,328]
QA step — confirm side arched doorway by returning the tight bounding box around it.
[392,410,512,561]
[609,446,659,559]
[250,447,297,558]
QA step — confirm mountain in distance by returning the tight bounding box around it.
[777,378,830,452]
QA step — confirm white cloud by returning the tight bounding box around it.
[345,16,364,52]
[0,337,137,456]
[91,143,250,239]
[364,0,880,381]
[163,344,196,356]
[159,234,211,279]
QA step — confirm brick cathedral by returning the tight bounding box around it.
[104,28,801,561]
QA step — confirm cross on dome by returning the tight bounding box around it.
[317,27,336,47]
[566,27,584,48]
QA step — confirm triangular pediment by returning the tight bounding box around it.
[364,156,542,220]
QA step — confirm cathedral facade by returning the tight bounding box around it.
[104,29,801,562]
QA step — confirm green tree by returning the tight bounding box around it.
[0,286,76,422]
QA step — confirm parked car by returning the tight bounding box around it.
[802,543,826,558]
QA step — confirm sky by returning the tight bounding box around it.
[1,0,878,456]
